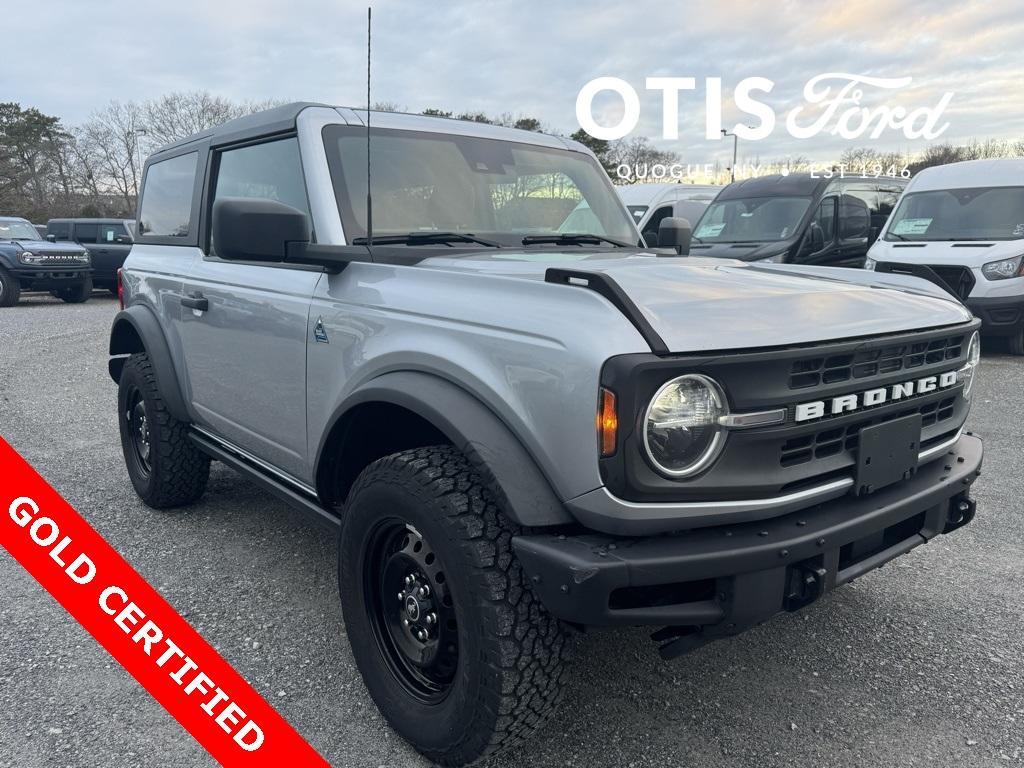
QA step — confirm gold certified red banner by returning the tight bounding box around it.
[0,437,330,767]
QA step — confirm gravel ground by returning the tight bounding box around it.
[0,292,1021,768]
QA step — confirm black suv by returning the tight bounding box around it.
[47,218,135,294]
[0,216,92,307]
[691,174,909,267]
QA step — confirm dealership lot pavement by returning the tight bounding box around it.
[1,293,1022,768]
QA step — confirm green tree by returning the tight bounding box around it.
[569,128,614,174]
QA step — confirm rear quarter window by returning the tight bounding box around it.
[139,152,199,238]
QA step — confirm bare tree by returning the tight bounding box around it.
[79,100,146,213]
[141,91,282,147]
[607,136,681,184]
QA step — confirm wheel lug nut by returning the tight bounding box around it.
[398,591,405,600]
[418,585,430,598]
[402,618,409,627]
[425,612,436,625]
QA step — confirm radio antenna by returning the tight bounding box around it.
[365,6,373,247]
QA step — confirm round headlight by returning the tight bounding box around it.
[18,250,37,264]
[958,331,981,397]
[643,374,728,477]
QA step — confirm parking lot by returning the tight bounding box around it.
[0,292,1022,768]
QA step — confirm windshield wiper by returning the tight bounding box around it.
[351,231,501,247]
[888,232,910,241]
[521,233,631,248]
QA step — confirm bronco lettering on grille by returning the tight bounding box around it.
[794,370,959,422]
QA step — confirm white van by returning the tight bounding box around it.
[616,183,722,246]
[867,158,1024,353]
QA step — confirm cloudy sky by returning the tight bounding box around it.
[4,0,1023,167]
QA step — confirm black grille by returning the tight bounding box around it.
[32,251,87,265]
[780,397,957,467]
[928,265,975,300]
[789,334,965,389]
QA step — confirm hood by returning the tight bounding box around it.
[3,239,88,254]
[419,251,972,352]
[869,238,1024,267]
[688,240,793,262]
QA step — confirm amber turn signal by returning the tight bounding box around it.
[598,387,618,457]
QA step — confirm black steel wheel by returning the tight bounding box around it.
[124,383,152,478]
[365,521,459,703]
[338,445,570,766]
[117,353,210,508]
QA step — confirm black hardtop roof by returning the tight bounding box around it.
[47,217,131,224]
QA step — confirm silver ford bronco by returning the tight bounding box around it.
[109,103,983,766]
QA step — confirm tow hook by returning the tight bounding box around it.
[784,559,828,612]
[943,494,976,533]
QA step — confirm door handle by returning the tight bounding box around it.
[181,292,209,311]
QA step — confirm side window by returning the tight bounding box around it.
[877,187,902,223]
[74,223,99,244]
[210,137,309,256]
[840,195,871,239]
[139,152,199,237]
[642,204,675,244]
[814,197,836,241]
[48,221,71,239]
[98,223,131,243]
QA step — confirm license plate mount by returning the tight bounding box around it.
[855,413,923,496]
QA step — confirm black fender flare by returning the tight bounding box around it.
[317,371,572,528]
[108,305,190,422]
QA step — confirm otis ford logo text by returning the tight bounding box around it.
[795,371,958,422]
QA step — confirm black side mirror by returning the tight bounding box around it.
[212,197,310,262]
[658,217,692,255]
[808,222,825,252]
[46,234,56,242]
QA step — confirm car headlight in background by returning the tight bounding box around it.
[981,254,1023,280]
[864,256,877,270]
[957,331,981,397]
[643,374,728,477]
[18,250,42,264]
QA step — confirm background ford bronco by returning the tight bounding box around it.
[0,216,92,307]
[108,103,983,766]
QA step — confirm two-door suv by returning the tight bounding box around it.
[109,104,983,765]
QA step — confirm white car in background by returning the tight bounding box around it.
[616,183,723,246]
[867,158,1024,353]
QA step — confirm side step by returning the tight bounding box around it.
[188,430,341,531]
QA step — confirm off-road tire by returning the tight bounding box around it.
[57,277,92,303]
[338,446,571,766]
[0,266,20,307]
[118,352,209,508]
[1008,329,1024,356]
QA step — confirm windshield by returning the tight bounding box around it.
[885,187,1024,241]
[693,196,812,243]
[0,220,41,241]
[323,126,637,247]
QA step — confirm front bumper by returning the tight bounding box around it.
[13,265,91,291]
[967,295,1024,336]
[514,434,982,657]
